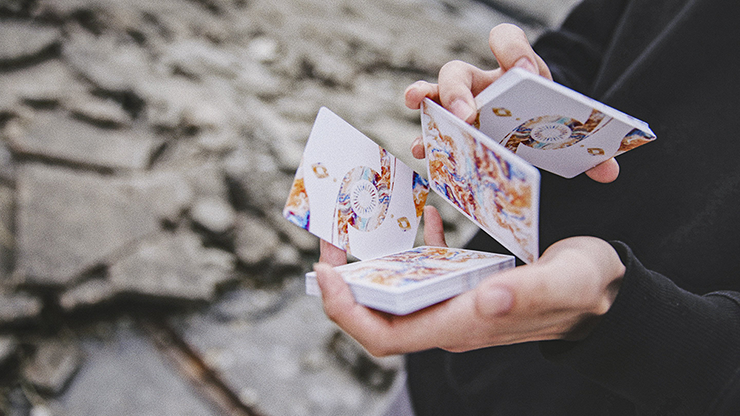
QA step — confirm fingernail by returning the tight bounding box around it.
[514,57,538,74]
[450,99,475,121]
[411,136,425,158]
[479,287,514,315]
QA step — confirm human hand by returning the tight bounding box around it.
[314,206,625,356]
[404,23,619,183]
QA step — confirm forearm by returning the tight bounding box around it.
[541,242,740,415]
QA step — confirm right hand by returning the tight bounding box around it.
[405,23,619,183]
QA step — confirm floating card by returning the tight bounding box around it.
[283,107,429,260]
[306,246,514,315]
[474,68,656,178]
[421,98,540,264]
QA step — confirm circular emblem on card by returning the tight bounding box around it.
[501,112,606,152]
[530,122,572,144]
[350,179,380,218]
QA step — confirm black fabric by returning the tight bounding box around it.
[406,0,740,414]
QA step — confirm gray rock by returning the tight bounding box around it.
[476,0,579,27]
[63,33,152,92]
[15,164,160,286]
[209,285,289,321]
[0,22,60,67]
[59,279,117,312]
[266,209,318,254]
[195,129,240,153]
[160,38,241,80]
[234,213,280,266]
[272,243,302,270]
[0,292,43,326]
[0,60,86,112]
[8,112,162,171]
[328,330,403,391]
[126,170,194,223]
[23,340,83,395]
[230,168,296,214]
[246,36,281,64]
[183,162,229,201]
[136,77,204,129]
[222,138,279,179]
[0,185,16,278]
[0,336,19,368]
[109,231,235,303]
[191,197,236,235]
[180,101,227,131]
[56,320,218,415]
[249,101,311,171]
[171,285,398,416]
[65,95,133,128]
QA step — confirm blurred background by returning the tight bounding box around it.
[0,0,577,415]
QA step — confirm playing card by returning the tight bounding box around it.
[306,246,514,315]
[283,107,429,260]
[421,98,540,264]
[475,68,656,178]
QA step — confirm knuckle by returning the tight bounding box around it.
[440,59,470,74]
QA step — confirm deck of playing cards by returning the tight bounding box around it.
[473,68,655,178]
[284,71,655,315]
[306,246,514,315]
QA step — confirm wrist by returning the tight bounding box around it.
[563,238,625,340]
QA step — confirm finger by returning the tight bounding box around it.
[404,80,439,110]
[585,158,620,183]
[315,262,357,315]
[422,206,447,247]
[488,23,552,79]
[314,262,403,355]
[411,135,425,159]
[437,60,499,123]
[319,239,348,266]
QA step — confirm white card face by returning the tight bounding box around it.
[475,68,656,178]
[283,107,429,260]
[421,99,540,264]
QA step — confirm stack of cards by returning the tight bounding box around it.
[306,246,514,315]
[284,70,655,315]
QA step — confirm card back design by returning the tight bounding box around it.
[421,99,540,264]
[283,107,429,260]
[475,68,656,178]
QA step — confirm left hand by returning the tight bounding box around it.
[403,23,620,184]
[315,206,625,357]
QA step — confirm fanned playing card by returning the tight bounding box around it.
[306,246,514,315]
[283,107,429,260]
[421,98,541,264]
[474,68,656,178]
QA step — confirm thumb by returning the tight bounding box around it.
[488,24,551,79]
[423,206,447,247]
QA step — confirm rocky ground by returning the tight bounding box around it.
[0,0,576,415]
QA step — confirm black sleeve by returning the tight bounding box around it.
[540,242,740,416]
[533,0,629,93]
